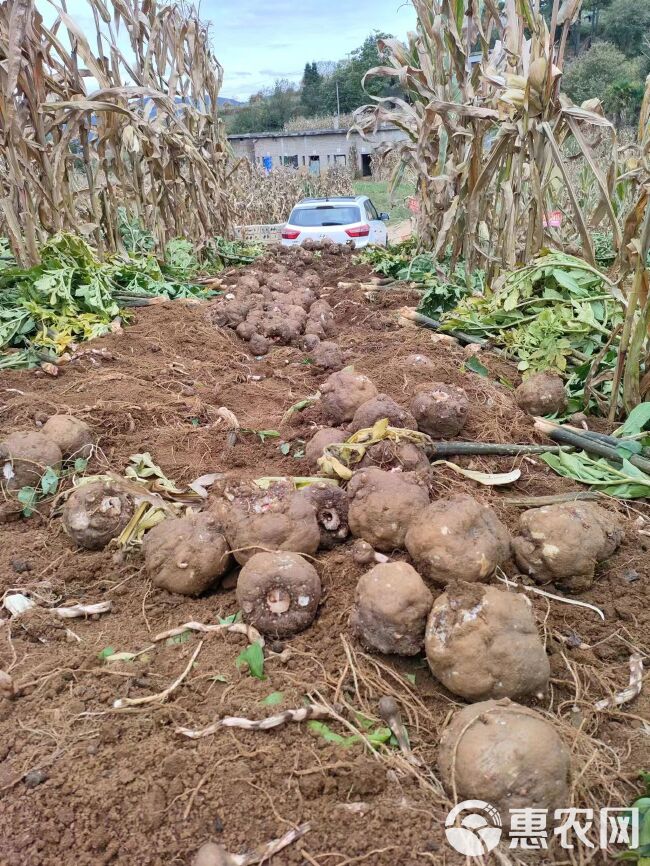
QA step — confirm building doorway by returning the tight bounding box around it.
[361,153,372,177]
[309,155,321,175]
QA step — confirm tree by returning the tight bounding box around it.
[301,62,322,117]
[317,32,400,116]
[228,80,300,134]
[563,42,644,125]
[601,0,650,57]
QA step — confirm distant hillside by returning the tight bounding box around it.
[218,97,243,106]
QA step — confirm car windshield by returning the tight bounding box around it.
[289,205,361,227]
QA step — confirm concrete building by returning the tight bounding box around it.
[228,125,406,176]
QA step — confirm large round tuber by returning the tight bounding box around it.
[425,583,550,700]
[219,482,320,566]
[347,467,429,552]
[305,428,347,470]
[236,551,321,638]
[62,481,134,550]
[438,699,570,824]
[0,431,62,491]
[301,482,349,549]
[320,370,378,425]
[511,501,623,592]
[143,512,232,596]
[310,341,345,371]
[350,562,433,655]
[405,494,510,586]
[410,383,469,438]
[41,415,94,460]
[358,440,429,472]
[515,371,567,416]
[401,353,437,373]
[347,394,416,434]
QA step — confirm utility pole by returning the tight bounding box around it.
[335,81,340,129]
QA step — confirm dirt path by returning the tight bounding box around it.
[387,219,414,244]
[0,247,648,866]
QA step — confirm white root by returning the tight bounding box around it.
[55,601,112,619]
[595,654,644,711]
[113,641,203,709]
[495,572,605,621]
[176,703,335,739]
[197,823,311,866]
[216,407,240,430]
[153,621,264,647]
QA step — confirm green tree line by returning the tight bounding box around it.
[225,6,649,137]
[225,33,399,135]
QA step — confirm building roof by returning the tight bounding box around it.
[228,124,397,141]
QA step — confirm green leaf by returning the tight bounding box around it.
[463,356,489,377]
[616,441,643,459]
[73,457,88,472]
[261,691,284,706]
[40,466,60,495]
[17,486,37,516]
[166,630,191,646]
[98,646,116,659]
[218,612,241,625]
[405,673,416,684]
[308,720,348,745]
[256,429,280,443]
[279,442,291,456]
[540,450,650,499]
[615,403,650,438]
[236,642,265,679]
[308,720,393,748]
[209,674,229,683]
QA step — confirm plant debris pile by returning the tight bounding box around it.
[357,240,484,317]
[0,233,263,371]
[361,245,627,415]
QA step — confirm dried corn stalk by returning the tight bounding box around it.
[230,164,354,226]
[0,0,232,263]
[353,0,621,274]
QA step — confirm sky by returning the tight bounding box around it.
[207,0,417,101]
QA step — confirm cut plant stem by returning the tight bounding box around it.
[398,308,488,347]
[504,491,603,507]
[426,441,569,458]
[535,418,650,474]
[378,696,421,766]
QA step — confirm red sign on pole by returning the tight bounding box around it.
[543,210,563,228]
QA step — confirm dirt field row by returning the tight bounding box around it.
[0,245,648,866]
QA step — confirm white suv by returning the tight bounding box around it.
[281,196,389,248]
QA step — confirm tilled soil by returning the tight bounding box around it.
[0,246,648,866]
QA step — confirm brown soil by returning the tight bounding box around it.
[0,249,649,866]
